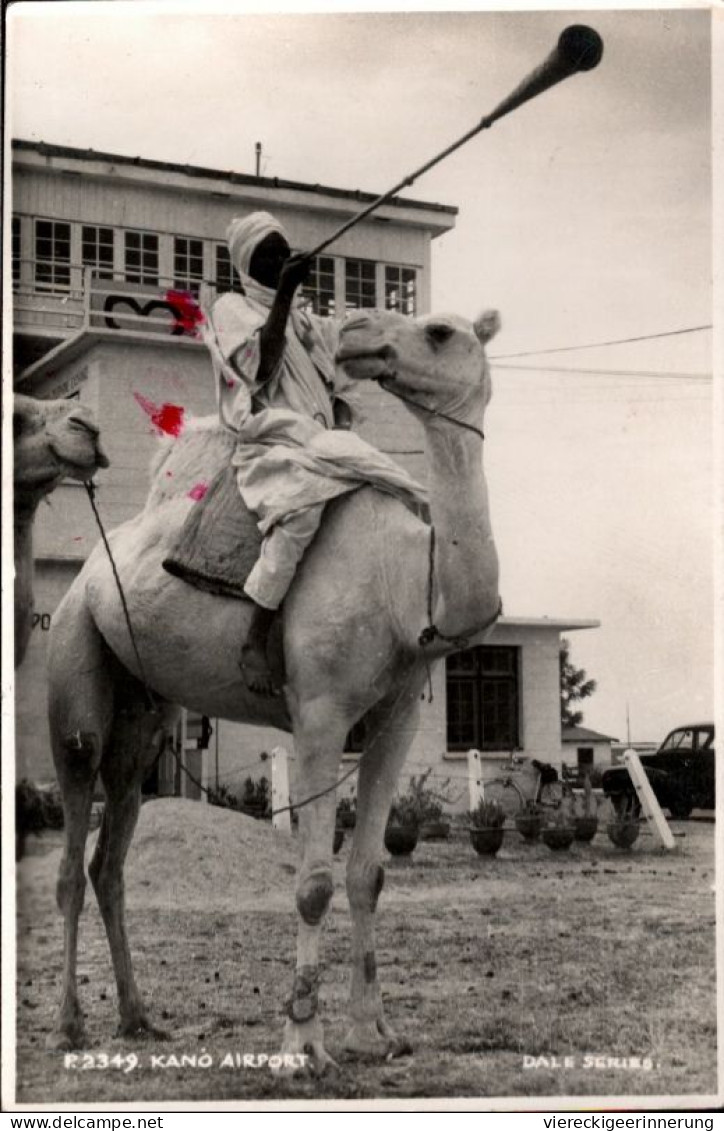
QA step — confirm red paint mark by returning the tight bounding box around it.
[165,289,206,338]
[188,481,209,502]
[72,537,84,542]
[166,470,173,478]
[134,392,185,437]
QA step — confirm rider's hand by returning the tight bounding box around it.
[279,253,312,295]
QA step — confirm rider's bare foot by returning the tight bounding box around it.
[240,642,279,697]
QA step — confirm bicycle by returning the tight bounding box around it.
[481,753,575,817]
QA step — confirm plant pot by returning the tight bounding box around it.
[607,820,640,849]
[241,803,267,821]
[469,825,505,856]
[515,811,542,842]
[384,823,419,857]
[542,826,575,852]
[420,820,451,842]
[574,815,599,843]
[333,828,345,855]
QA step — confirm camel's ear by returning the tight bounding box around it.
[474,309,501,345]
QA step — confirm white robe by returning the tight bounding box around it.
[205,291,428,536]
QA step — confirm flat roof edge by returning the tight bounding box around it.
[497,617,601,630]
[12,138,459,218]
[16,328,204,389]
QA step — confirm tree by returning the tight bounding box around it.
[560,638,597,728]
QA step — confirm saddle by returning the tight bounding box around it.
[163,466,263,600]
[164,461,431,602]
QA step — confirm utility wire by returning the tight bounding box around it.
[489,324,712,361]
[492,363,711,381]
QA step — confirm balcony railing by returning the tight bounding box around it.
[13,260,228,341]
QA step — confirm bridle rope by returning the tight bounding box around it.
[378,378,485,441]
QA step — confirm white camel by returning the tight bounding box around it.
[46,306,501,1067]
[13,393,109,668]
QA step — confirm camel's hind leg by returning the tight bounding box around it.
[343,671,426,1059]
[46,594,113,1051]
[88,682,177,1039]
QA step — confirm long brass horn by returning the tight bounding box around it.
[481,25,604,128]
[304,25,604,260]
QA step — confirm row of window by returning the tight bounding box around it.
[348,646,520,752]
[13,216,418,315]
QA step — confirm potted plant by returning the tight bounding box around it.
[541,795,576,852]
[411,771,451,841]
[515,799,543,842]
[384,792,421,857]
[468,797,506,856]
[574,774,599,843]
[237,776,268,819]
[336,795,357,831]
[607,795,641,849]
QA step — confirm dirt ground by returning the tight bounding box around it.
[12,799,719,1107]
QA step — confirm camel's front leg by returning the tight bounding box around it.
[344,676,424,1059]
[279,698,348,1075]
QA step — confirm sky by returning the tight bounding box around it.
[7,2,717,742]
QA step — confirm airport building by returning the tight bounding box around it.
[12,138,598,806]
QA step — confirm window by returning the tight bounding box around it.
[577,747,594,768]
[214,244,242,295]
[12,216,21,290]
[35,219,71,293]
[82,225,114,281]
[446,646,519,751]
[124,230,159,285]
[174,236,204,297]
[303,255,336,316]
[661,728,695,752]
[344,257,376,311]
[385,265,417,315]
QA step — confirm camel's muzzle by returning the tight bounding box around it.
[335,339,397,381]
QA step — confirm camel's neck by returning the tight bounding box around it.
[14,503,37,667]
[422,414,499,642]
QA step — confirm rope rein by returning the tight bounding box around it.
[84,482,157,713]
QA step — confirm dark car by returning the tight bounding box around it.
[601,722,715,820]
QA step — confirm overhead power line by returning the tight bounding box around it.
[489,324,712,361]
[492,363,712,381]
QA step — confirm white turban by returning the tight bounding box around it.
[226,212,288,277]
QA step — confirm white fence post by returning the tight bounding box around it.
[271,746,292,834]
[623,749,676,851]
[467,748,484,812]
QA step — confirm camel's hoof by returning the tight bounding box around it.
[344,1020,412,1060]
[117,1018,170,1042]
[46,1026,87,1052]
[384,1034,413,1060]
[277,1017,339,1078]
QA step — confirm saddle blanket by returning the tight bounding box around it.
[163,466,264,600]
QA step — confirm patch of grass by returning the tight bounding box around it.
[15,823,716,1103]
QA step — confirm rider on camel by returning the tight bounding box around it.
[205,211,426,697]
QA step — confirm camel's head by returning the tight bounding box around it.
[336,308,500,426]
[13,393,109,509]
